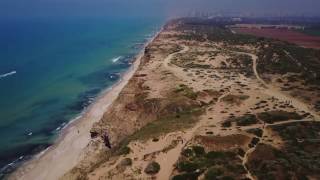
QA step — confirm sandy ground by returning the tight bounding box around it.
[7,33,157,180]
[83,25,319,179]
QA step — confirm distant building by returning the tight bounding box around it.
[229,24,305,30]
[231,18,242,22]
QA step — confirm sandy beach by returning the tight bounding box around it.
[8,32,159,180]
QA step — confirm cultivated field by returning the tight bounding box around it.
[232,27,320,49]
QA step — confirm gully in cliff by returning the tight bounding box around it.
[103,132,112,149]
[90,130,112,148]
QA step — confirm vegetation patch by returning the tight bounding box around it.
[174,144,247,180]
[129,107,203,141]
[221,94,250,104]
[257,41,320,85]
[118,146,131,155]
[185,62,212,69]
[204,167,224,180]
[221,120,232,127]
[174,84,199,100]
[234,114,259,126]
[222,114,258,127]
[118,158,132,167]
[194,134,251,151]
[172,171,203,180]
[257,110,302,123]
[248,122,320,179]
[144,161,160,175]
[246,128,263,137]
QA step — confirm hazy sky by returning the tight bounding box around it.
[1,0,320,19]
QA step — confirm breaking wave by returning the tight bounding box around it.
[111,56,122,63]
[0,71,16,79]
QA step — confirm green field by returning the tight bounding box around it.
[302,27,320,36]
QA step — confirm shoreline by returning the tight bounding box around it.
[8,29,161,180]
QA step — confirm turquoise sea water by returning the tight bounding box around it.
[0,16,163,177]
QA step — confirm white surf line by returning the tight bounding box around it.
[0,71,17,79]
[111,56,122,63]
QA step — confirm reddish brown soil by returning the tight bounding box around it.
[232,27,320,49]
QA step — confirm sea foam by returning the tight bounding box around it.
[111,56,122,63]
[0,71,16,79]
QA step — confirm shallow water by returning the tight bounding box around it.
[0,16,164,177]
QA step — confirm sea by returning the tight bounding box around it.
[0,16,164,178]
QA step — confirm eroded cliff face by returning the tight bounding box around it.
[63,18,320,180]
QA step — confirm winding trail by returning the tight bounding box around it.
[155,45,233,179]
[242,148,256,180]
[163,45,190,72]
[232,51,320,180]
[156,90,232,179]
[164,45,320,179]
[243,52,320,120]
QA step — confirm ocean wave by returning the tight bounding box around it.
[0,156,24,177]
[0,71,16,79]
[111,56,122,63]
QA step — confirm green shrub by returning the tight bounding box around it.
[177,161,199,172]
[206,151,226,159]
[172,172,201,180]
[222,120,232,127]
[235,114,258,126]
[204,167,223,180]
[144,161,160,174]
[119,146,131,155]
[221,176,235,180]
[119,158,132,166]
[174,84,199,100]
[192,146,206,156]
[257,111,302,123]
[181,148,194,157]
[246,128,263,137]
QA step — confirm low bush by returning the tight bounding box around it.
[235,114,258,126]
[172,172,201,180]
[144,161,160,174]
[257,111,302,123]
[204,167,224,180]
[177,161,199,172]
[192,146,206,156]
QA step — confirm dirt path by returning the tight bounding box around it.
[230,50,319,120]
[146,46,230,179]
[241,114,317,180]
[242,147,256,180]
[155,91,231,179]
[163,45,189,78]
[237,51,320,180]
[245,52,320,120]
